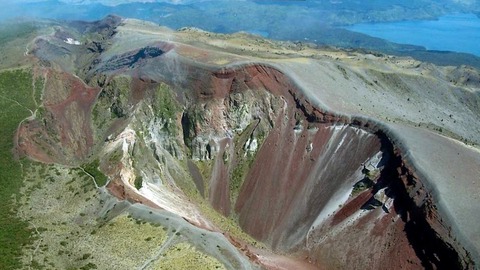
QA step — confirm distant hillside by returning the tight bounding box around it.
[2,0,480,69]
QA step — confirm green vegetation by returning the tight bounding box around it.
[151,242,226,269]
[154,83,179,119]
[162,158,262,248]
[0,22,38,47]
[18,161,171,269]
[0,69,38,269]
[81,253,91,260]
[229,123,259,204]
[196,199,264,248]
[230,158,250,199]
[351,177,375,196]
[351,167,381,196]
[80,263,98,270]
[91,75,131,143]
[33,75,44,106]
[134,176,143,190]
[81,159,108,186]
[364,168,380,180]
[153,83,181,135]
[107,149,122,163]
[193,159,213,197]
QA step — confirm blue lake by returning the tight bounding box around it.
[345,14,480,56]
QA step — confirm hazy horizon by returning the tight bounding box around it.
[1,0,480,65]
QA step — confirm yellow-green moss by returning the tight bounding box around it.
[151,242,226,270]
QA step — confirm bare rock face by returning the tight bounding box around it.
[15,16,480,269]
[182,89,279,161]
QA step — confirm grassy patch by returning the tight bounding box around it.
[81,159,108,187]
[0,68,37,269]
[80,262,98,270]
[0,23,38,47]
[230,158,250,199]
[153,83,181,135]
[134,176,143,190]
[154,83,179,119]
[196,200,264,249]
[34,75,44,106]
[228,122,259,204]
[18,162,172,269]
[107,149,122,164]
[152,242,225,269]
[192,159,213,196]
[91,75,131,142]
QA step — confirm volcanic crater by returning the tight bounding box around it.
[13,16,480,269]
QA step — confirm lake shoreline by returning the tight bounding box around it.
[345,13,480,57]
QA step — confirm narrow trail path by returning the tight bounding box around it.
[10,71,43,150]
[138,227,183,270]
[0,94,34,115]
[78,166,100,189]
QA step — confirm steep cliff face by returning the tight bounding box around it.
[172,64,472,269]
[14,17,478,269]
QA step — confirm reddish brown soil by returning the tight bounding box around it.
[17,69,100,164]
[330,190,372,226]
[234,120,381,249]
[15,121,56,164]
[209,138,232,216]
[308,207,423,270]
